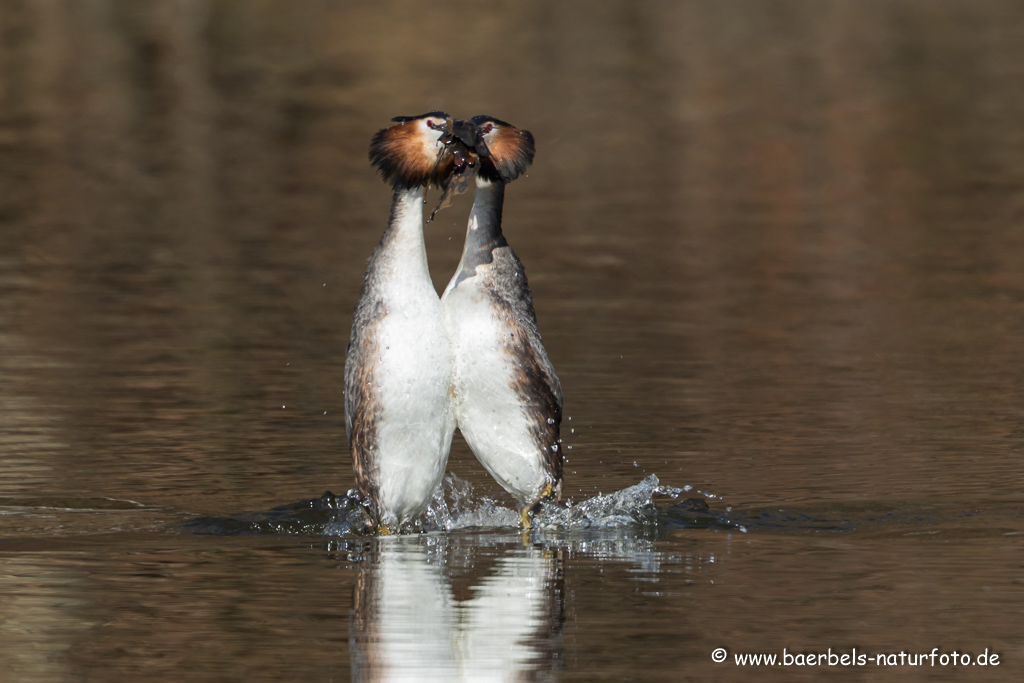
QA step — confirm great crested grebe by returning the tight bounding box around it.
[346,112,466,533]
[441,116,563,527]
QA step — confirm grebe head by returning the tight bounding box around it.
[369,111,472,190]
[463,115,535,183]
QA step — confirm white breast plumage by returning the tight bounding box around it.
[443,270,551,502]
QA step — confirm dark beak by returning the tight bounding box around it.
[451,119,477,148]
[452,119,492,157]
[435,120,454,145]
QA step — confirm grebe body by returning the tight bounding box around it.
[442,117,563,517]
[345,112,462,531]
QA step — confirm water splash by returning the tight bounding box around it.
[421,473,689,533]
[423,475,520,531]
[182,474,738,537]
[535,475,681,530]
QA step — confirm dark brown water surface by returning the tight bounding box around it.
[2,1,1024,681]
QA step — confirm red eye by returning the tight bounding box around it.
[425,119,434,128]
[485,123,494,133]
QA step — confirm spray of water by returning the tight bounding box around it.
[182,474,737,538]
[419,474,684,532]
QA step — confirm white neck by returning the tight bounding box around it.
[378,187,432,286]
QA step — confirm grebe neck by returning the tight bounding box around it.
[449,179,507,288]
[377,186,430,282]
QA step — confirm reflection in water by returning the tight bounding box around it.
[351,537,563,682]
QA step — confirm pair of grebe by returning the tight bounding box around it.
[344,112,562,533]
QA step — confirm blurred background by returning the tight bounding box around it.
[3,0,1022,509]
[1,1,1023,680]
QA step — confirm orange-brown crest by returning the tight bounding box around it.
[469,115,536,183]
[369,111,457,189]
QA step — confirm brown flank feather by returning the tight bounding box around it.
[485,249,564,500]
[346,314,384,526]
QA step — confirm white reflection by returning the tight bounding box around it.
[351,537,562,682]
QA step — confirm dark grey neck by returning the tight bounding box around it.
[452,180,508,287]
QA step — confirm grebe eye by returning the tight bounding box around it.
[485,123,494,133]
[425,119,434,128]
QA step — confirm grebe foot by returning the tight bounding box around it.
[520,505,534,530]
[520,483,558,530]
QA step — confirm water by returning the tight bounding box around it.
[2,1,1024,680]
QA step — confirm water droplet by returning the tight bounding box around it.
[323,411,328,415]
[547,417,555,424]
[551,444,559,452]
[633,460,638,467]
[566,445,572,450]
[282,405,286,409]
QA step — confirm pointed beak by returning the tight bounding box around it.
[452,119,478,148]
[442,120,481,172]
[434,118,455,145]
